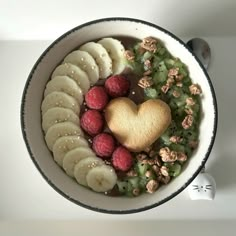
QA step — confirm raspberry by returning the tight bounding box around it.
[105,75,130,98]
[112,146,133,172]
[85,86,109,110]
[92,133,115,158]
[80,110,104,136]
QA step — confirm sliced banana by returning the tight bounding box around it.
[45,122,84,151]
[86,164,117,192]
[51,63,90,93]
[42,107,79,133]
[74,157,104,186]
[41,91,80,115]
[98,38,126,75]
[80,42,112,79]
[63,147,96,177]
[53,135,88,167]
[64,50,99,85]
[44,75,83,105]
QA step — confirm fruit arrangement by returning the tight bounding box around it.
[41,36,202,197]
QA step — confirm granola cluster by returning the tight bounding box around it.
[138,76,153,88]
[140,37,158,52]
[189,84,202,95]
[161,67,184,94]
[124,50,135,61]
[123,143,188,195]
[182,114,194,129]
[159,147,187,162]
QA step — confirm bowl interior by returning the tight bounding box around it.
[21,18,217,213]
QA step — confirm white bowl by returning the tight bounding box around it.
[21,18,217,214]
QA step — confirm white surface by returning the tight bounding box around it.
[1,0,236,40]
[1,37,236,221]
[1,220,236,235]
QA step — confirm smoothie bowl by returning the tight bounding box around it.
[21,18,217,213]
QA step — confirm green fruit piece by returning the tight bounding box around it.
[139,178,148,191]
[116,180,128,194]
[136,162,150,176]
[141,51,153,62]
[173,60,184,68]
[152,55,162,70]
[153,61,168,84]
[144,88,158,99]
[164,162,181,177]
[164,58,175,68]
[170,163,182,177]
[170,143,186,152]
[128,177,140,189]
[159,47,166,55]
[174,94,189,107]
[125,182,135,197]
[182,129,198,141]
[160,131,171,145]
[179,67,188,77]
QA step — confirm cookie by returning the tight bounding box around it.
[105,97,171,152]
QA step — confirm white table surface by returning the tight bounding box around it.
[1,0,236,234]
[1,0,236,40]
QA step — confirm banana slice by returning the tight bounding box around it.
[80,42,112,79]
[51,63,90,93]
[44,75,83,105]
[98,38,126,75]
[41,91,80,115]
[42,107,79,133]
[64,50,99,85]
[86,164,117,192]
[53,136,88,166]
[45,122,84,151]
[63,147,96,177]
[74,157,104,186]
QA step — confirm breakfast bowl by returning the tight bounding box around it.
[21,17,217,214]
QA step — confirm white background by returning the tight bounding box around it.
[1,0,236,235]
[1,0,236,40]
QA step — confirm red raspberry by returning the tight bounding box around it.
[112,146,133,172]
[105,75,130,98]
[92,133,115,158]
[85,86,109,110]
[80,110,104,136]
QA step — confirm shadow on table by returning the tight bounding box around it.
[207,151,235,191]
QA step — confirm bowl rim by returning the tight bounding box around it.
[20,17,218,214]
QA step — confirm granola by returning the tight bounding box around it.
[138,76,153,88]
[140,37,158,52]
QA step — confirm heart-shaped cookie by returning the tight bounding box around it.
[105,97,171,152]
